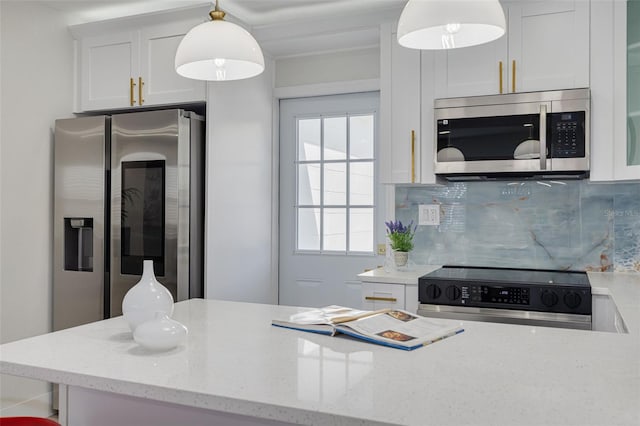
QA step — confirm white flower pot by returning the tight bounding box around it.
[393,250,409,267]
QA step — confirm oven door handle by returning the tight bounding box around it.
[539,104,547,170]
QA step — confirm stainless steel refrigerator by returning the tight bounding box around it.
[53,109,204,331]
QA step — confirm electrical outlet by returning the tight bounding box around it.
[419,204,440,226]
[377,244,386,255]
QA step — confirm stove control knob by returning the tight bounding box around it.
[425,284,442,300]
[445,285,462,301]
[540,290,559,308]
[563,291,582,309]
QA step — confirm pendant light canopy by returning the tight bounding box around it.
[397,0,506,50]
[175,0,265,81]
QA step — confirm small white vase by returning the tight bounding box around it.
[133,312,188,351]
[393,250,409,267]
[122,260,174,332]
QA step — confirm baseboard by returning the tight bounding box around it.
[0,391,53,418]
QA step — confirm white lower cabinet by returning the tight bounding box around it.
[361,282,419,314]
[362,282,405,310]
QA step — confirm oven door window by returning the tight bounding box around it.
[121,160,165,276]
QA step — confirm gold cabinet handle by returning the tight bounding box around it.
[410,130,416,183]
[138,77,145,105]
[499,61,503,94]
[512,60,516,93]
[129,78,136,106]
[365,296,397,302]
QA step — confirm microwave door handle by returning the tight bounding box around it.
[539,104,547,170]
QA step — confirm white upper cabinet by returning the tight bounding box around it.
[435,0,590,98]
[80,32,138,111]
[508,1,589,93]
[75,17,206,112]
[434,31,507,98]
[380,23,437,185]
[139,22,206,106]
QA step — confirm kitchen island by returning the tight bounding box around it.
[1,272,639,426]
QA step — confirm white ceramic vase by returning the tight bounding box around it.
[394,250,409,267]
[122,260,174,332]
[133,312,188,351]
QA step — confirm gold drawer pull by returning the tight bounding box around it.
[410,130,416,183]
[129,78,136,106]
[499,61,503,94]
[512,60,516,93]
[138,77,145,105]
[365,296,397,302]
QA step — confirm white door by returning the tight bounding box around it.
[279,92,382,308]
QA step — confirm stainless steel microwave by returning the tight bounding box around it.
[434,88,590,180]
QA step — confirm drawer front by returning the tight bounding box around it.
[405,285,419,314]
[362,282,405,310]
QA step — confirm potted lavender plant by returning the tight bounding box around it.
[385,220,416,267]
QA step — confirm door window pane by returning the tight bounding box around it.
[323,208,346,251]
[295,111,376,254]
[350,208,373,252]
[299,119,321,161]
[323,163,346,205]
[298,208,321,250]
[350,115,374,159]
[349,162,374,205]
[298,164,321,205]
[324,117,347,160]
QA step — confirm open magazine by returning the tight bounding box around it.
[272,305,464,351]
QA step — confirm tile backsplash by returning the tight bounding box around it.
[395,180,640,272]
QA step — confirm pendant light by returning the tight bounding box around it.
[175,0,265,81]
[397,0,506,50]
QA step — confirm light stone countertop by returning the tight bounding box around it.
[1,272,639,426]
[357,265,442,285]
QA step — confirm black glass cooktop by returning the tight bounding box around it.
[424,265,590,288]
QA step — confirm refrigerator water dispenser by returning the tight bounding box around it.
[64,218,93,272]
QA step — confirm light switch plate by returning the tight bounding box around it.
[419,204,440,226]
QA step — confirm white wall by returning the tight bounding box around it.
[275,47,380,88]
[205,60,277,304]
[0,1,74,416]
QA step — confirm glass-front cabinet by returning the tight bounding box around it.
[607,0,640,181]
[628,0,640,169]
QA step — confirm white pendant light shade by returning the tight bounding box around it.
[175,5,265,81]
[397,0,506,50]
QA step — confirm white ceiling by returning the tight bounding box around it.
[41,0,406,58]
[42,0,405,27]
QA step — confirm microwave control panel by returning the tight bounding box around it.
[550,111,585,158]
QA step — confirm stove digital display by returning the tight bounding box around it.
[480,285,530,305]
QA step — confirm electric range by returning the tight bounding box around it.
[417,266,592,330]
